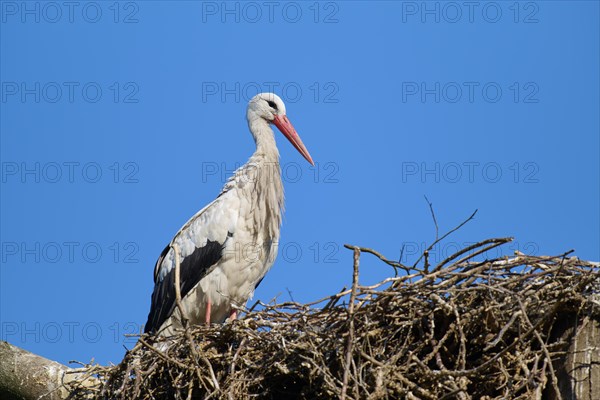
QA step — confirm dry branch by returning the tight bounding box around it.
[0,341,98,400]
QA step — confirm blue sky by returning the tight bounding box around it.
[1,1,598,366]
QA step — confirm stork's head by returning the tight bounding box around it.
[247,93,314,165]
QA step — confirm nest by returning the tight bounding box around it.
[67,236,600,399]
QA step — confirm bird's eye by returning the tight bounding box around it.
[267,100,278,110]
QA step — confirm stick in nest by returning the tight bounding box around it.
[172,243,220,393]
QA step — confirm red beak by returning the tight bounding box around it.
[272,115,314,166]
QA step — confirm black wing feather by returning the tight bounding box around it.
[144,239,224,334]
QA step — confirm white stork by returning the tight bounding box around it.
[144,93,313,336]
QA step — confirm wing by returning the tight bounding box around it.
[144,190,240,334]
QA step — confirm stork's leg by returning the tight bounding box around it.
[205,300,212,325]
[229,309,238,321]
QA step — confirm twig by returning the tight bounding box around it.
[341,247,360,400]
[286,287,296,302]
[173,243,221,393]
[229,338,246,376]
[448,238,513,268]
[484,311,522,351]
[413,209,478,268]
[343,244,412,273]
[424,195,439,241]
[323,286,347,310]
[137,337,189,370]
[434,237,513,272]
[518,299,562,399]
[398,244,406,270]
